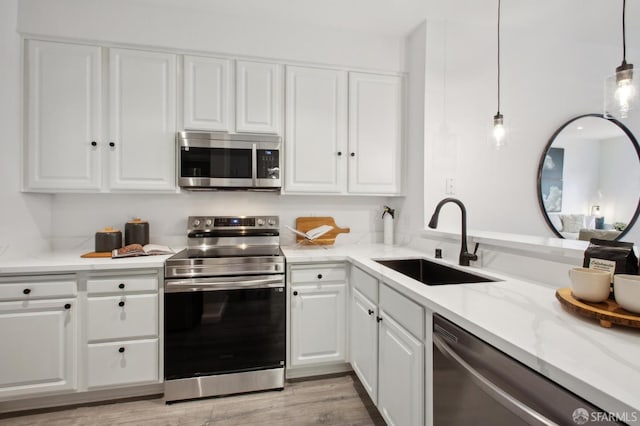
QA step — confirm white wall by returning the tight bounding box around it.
[17,0,407,73]
[0,0,51,259]
[422,0,640,245]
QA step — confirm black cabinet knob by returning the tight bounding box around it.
[368,309,374,315]
[350,152,355,157]
[317,274,323,279]
[118,347,125,353]
[337,151,342,156]
[23,288,31,295]
[91,141,97,147]
[376,316,383,323]
[293,291,298,296]
[64,303,71,310]
[118,301,125,307]
[109,142,115,148]
[118,283,125,289]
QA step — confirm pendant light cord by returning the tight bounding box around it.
[622,0,627,64]
[497,0,501,114]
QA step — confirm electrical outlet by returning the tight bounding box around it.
[446,177,455,194]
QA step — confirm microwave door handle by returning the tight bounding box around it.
[433,334,558,426]
[252,143,257,187]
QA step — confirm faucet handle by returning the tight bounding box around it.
[473,242,479,255]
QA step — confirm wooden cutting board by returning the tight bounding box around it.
[80,251,112,258]
[295,217,350,245]
[556,287,640,328]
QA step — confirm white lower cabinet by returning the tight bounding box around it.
[85,272,161,390]
[349,265,424,426]
[0,276,78,400]
[288,263,347,370]
[87,339,158,388]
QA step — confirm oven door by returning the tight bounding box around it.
[164,275,285,381]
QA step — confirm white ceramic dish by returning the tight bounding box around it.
[614,274,640,314]
[568,267,611,302]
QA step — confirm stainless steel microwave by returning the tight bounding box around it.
[177,132,281,191]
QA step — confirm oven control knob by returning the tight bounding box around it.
[267,218,276,226]
[193,219,201,227]
[205,219,212,227]
[257,219,265,226]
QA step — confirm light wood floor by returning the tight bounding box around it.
[0,374,386,425]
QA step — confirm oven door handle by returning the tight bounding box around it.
[165,275,284,293]
[433,334,559,426]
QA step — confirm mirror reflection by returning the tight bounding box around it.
[537,114,640,241]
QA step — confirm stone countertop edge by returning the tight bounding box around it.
[282,243,640,422]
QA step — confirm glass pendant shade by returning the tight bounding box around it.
[605,62,637,119]
[491,113,506,149]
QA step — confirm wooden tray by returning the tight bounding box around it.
[80,251,112,258]
[556,287,640,329]
[295,217,350,246]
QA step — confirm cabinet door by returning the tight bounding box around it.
[377,311,424,426]
[25,40,102,191]
[109,48,177,191]
[0,299,76,398]
[290,283,346,366]
[348,72,403,195]
[236,60,282,134]
[349,288,378,403]
[183,55,232,131]
[284,66,347,193]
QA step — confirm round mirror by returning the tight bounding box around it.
[537,114,640,241]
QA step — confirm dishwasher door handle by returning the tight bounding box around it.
[433,334,559,426]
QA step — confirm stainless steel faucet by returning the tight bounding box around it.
[427,197,478,266]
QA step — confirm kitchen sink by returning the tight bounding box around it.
[374,258,498,286]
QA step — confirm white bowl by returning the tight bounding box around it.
[614,274,640,314]
[568,267,611,302]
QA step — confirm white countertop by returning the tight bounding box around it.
[0,250,172,274]
[282,243,640,422]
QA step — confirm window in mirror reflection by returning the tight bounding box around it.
[537,114,640,241]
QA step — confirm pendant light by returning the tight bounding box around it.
[491,0,506,148]
[605,0,637,119]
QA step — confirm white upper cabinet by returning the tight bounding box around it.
[348,72,403,195]
[108,48,177,191]
[24,40,102,191]
[285,66,347,193]
[235,60,283,134]
[183,55,233,131]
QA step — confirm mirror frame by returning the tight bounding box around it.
[536,113,640,241]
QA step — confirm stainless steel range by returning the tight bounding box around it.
[164,215,285,402]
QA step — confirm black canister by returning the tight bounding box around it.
[125,218,150,246]
[95,227,123,252]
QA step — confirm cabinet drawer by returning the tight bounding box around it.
[380,284,423,339]
[87,339,159,388]
[290,264,346,284]
[87,275,158,295]
[350,266,378,303]
[0,279,76,301]
[87,294,158,341]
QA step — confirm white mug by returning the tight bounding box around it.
[568,267,611,302]
[614,274,640,314]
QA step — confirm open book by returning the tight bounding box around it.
[286,225,333,241]
[112,244,175,258]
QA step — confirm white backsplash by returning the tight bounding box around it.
[51,192,390,251]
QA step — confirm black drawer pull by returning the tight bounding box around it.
[109,142,115,148]
[23,288,31,295]
[118,347,125,353]
[91,141,97,147]
[368,309,374,315]
[118,301,125,307]
[337,151,342,156]
[64,303,71,310]
[317,274,323,279]
[350,152,355,157]
[293,291,298,296]
[118,283,125,289]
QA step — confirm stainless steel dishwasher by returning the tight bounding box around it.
[432,314,623,425]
